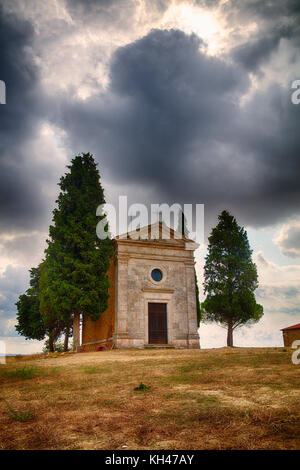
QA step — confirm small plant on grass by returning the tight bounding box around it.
[197,395,220,409]
[134,382,150,392]
[83,366,98,374]
[4,400,34,422]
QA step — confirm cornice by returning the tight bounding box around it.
[141,287,174,294]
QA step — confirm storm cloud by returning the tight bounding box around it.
[1,0,300,350]
[226,0,300,74]
[57,27,300,229]
[0,7,48,232]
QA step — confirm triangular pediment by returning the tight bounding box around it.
[116,221,199,250]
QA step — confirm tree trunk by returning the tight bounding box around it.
[227,322,233,347]
[64,327,70,352]
[48,332,55,352]
[73,313,80,351]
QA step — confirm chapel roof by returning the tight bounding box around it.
[281,323,300,331]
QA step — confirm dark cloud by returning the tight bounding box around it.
[65,0,170,30]
[0,6,50,232]
[66,0,135,23]
[59,30,247,208]
[226,0,300,73]
[229,0,300,21]
[1,0,300,348]
[58,28,300,230]
[2,0,299,233]
[232,31,286,72]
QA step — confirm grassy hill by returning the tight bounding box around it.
[0,347,299,450]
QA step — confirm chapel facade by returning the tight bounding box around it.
[75,222,200,350]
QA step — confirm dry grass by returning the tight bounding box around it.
[0,347,299,450]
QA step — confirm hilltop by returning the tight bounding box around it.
[0,347,299,450]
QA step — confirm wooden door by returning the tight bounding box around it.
[148,303,167,344]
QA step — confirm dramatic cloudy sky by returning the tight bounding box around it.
[1,0,300,353]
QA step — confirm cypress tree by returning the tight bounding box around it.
[44,153,113,350]
[202,210,263,346]
[194,270,201,326]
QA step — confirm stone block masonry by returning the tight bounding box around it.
[81,222,200,350]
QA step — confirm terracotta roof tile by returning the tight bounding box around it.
[281,323,300,331]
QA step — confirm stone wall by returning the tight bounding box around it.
[81,256,115,351]
[113,238,199,349]
[81,229,200,351]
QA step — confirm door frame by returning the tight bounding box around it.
[148,302,168,344]
[143,291,174,345]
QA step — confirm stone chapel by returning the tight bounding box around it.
[74,221,200,350]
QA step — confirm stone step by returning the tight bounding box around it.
[145,344,175,349]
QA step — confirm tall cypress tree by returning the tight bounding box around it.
[44,153,113,349]
[202,210,263,346]
[194,270,201,326]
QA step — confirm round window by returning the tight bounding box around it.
[151,268,163,282]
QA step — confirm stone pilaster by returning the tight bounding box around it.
[185,261,200,348]
[114,253,129,347]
